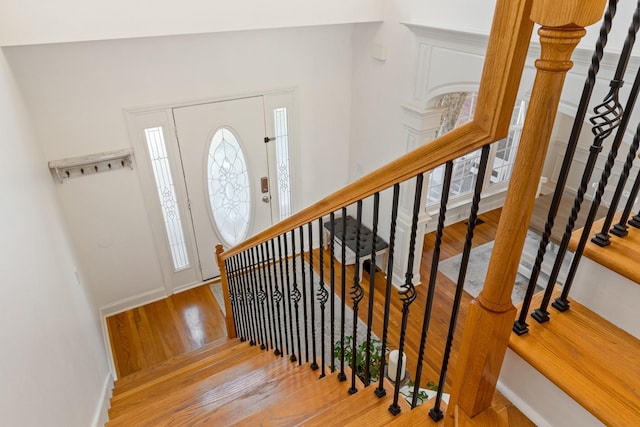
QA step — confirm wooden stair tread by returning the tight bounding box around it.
[109,342,263,417]
[112,336,239,393]
[174,362,325,426]
[107,349,282,426]
[511,291,640,425]
[230,370,358,426]
[303,383,411,427]
[570,216,640,284]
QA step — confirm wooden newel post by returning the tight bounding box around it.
[445,0,606,424]
[216,244,237,339]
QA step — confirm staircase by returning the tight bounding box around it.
[106,338,441,426]
[500,217,640,426]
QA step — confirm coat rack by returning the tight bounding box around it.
[48,149,134,183]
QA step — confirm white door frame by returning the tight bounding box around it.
[125,88,298,294]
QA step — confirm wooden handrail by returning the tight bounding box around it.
[220,0,537,261]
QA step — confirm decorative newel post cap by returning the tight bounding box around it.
[531,0,606,28]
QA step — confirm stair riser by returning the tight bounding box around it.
[571,257,640,339]
[498,350,604,427]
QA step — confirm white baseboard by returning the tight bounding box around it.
[99,287,167,318]
[172,279,213,294]
[91,373,114,427]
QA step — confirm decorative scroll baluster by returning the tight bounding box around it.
[227,258,244,342]
[269,239,284,357]
[283,233,297,362]
[593,6,640,245]
[413,161,453,408]
[528,8,640,319]
[348,200,365,395]
[317,217,329,378]
[329,212,337,374]
[430,146,490,421]
[250,248,268,350]
[552,51,640,314]
[277,236,290,357]
[389,175,424,415]
[263,242,280,355]
[241,251,264,345]
[259,244,276,350]
[364,193,380,387]
[298,226,310,364]
[229,256,250,345]
[338,209,348,382]
[375,184,400,399]
[308,222,319,370]
[238,253,257,345]
[513,0,619,334]
[291,231,303,365]
[235,256,251,343]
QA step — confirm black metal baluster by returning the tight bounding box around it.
[600,128,640,239]
[630,197,640,228]
[389,174,424,416]
[238,252,257,346]
[551,44,640,314]
[237,255,253,343]
[529,10,640,319]
[318,217,329,378]
[242,251,261,345]
[613,156,640,232]
[298,226,310,364]
[329,212,337,374]
[594,6,640,245]
[260,243,276,350]
[283,233,297,362]
[338,208,348,382]
[364,193,381,388]
[277,235,290,357]
[308,222,319,370]
[375,184,400,399]
[270,239,285,357]
[230,256,247,342]
[250,247,268,350]
[430,145,490,421]
[226,258,244,342]
[349,200,365,395]
[513,0,619,334]
[264,242,281,355]
[413,161,453,408]
[291,231,303,366]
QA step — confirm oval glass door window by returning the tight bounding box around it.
[207,127,251,246]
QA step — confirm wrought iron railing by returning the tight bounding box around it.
[515,0,640,335]
[216,0,607,422]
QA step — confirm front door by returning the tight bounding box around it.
[173,96,274,280]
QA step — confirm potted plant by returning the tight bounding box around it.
[334,336,385,383]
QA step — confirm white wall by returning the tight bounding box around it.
[0,50,109,427]
[4,24,353,311]
[0,0,382,46]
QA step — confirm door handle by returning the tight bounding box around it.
[262,195,270,203]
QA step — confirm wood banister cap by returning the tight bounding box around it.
[531,0,606,28]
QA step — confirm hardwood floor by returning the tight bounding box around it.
[107,284,227,378]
